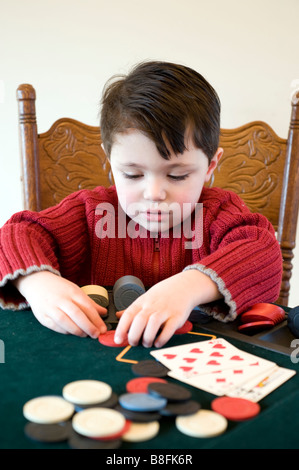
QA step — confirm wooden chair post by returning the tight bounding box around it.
[16,84,41,211]
[277,91,299,306]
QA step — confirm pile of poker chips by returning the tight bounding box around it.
[238,303,286,334]
[23,360,261,448]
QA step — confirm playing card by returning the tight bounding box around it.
[151,338,240,374]
[168,362,277,396]
[226,366,296,402]
[151,337,286,396]
[151,338,275,377]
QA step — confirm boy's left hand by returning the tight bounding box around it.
[114,270,220,348]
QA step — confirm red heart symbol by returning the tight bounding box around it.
[163,354,176,359]
[183,358,196,363]
[210,352,223,357]
[212,344,226,349]
[179,366,193,372]
[250,362,259,366]
[207,360,221,365]
[230,355,244,361]
[190,348,204,353]
[234,370,243,374]
[216,378,226,383]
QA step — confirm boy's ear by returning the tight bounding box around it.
[205,147,223,182]
[101,143,111,161]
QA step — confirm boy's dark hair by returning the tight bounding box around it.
[100,61,221,162]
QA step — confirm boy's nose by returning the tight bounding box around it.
[143,178,166,201]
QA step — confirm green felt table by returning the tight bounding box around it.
[0,305,299,452]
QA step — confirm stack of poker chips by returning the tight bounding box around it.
[23,357,261,447]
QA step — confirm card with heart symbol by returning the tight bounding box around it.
[150,338,280,397]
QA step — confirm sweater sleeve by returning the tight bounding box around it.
[184,189,283,322]
[0,190,93,310]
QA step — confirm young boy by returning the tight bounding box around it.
[0,61,282,348]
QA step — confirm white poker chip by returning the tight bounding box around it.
[176,409,227,438]
[23,396,75,424]
[62,380,112,405]
[122,421,160,442]
[72,407,126,438]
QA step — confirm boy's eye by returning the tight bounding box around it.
[168,174,189,181]
[123,173,143,179]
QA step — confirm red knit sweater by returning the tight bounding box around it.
[0,185,282,322]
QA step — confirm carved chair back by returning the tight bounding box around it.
[17,84,299,306]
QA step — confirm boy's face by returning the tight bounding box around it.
[109,130,222,234]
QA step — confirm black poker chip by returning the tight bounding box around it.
[113,275,145,311]
[68,430,122,449]
[148,382,192,402]
[115,404,162,423]
[74,391,119,412]
[24,421,72,443]
[288,306,299,337]
[160,400,201,417]
[131,360,170,378]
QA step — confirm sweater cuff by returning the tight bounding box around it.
[0,265,61,311]
[183,264,237,322]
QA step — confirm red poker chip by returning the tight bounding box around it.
[98,330,129,347]
[126,377,168,394]
[174,321,193,335]
[241,304,285,325]
[211,397,260,421]
[249,303,284,314]
[238,320,274,333]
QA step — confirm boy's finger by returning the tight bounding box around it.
[114,305,138,343]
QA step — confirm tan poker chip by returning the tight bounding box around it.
[72,407,126,438]
[62,380,112,405]
[176,409,227,438]
[122,421,160,442]
[23,396,75,424]
[81,285,109,307]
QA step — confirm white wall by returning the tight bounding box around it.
[1,0,299,305]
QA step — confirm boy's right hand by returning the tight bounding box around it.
[13,271,107,338]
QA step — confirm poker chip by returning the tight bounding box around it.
[240,303,285,325]
[122,421,160,442]
[287,306,299,337]
[176,409,228,438]
[113,275,145,311]
[115,405,162,423]
[160,400,201,417]
[131,359,170,378]
[23,396,75,424]
[68,430,122,449]
[211,397,260,421]
[81,285,109,308]
[92,419,131,441]
[74,391,119,412]
[148,382,192,402]
[238,320,274,333]
[174,321,193,335]
[24,421,72,443]
[72,407,126,438]
[126,377,167,394]
[98,330,129,347]
[62,380,112,405]
[119,393,167,412]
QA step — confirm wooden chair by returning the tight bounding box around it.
[16,84,299,307]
